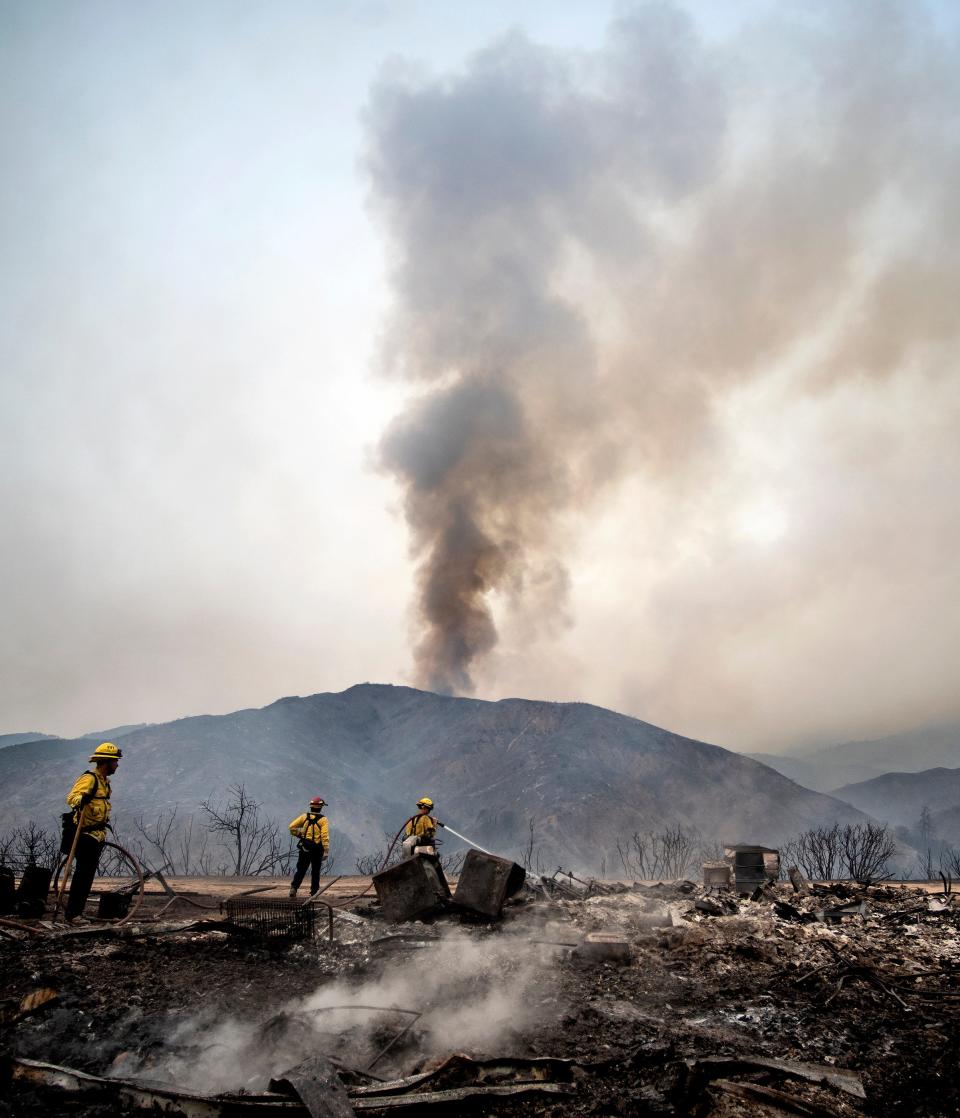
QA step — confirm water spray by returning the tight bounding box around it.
[438,822,494,856]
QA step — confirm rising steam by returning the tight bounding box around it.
[109,932,550,1092]
[367,1,960,714]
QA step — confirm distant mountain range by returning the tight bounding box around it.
[0,685,869,874]
[0,732,58,750]
[79,723,155,741]
[746,722,960,792]
[829,768,960,843]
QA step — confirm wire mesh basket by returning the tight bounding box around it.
[224,896,316,941]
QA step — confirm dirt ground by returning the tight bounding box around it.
[1,874,959,1117]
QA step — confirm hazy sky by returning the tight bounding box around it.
[2,1,958,752]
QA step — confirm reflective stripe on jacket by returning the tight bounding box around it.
[405,814,436,841]
[289,812,329,848]
[66,771,111,842]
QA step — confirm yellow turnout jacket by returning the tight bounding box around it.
[289,812,329,848]
[405,813,437,842]
[66,771,112,842]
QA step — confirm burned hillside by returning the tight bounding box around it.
[0,685,870,874]
[2,869,959,1117]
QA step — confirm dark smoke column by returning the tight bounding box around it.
[367,12,721,694]
[368,43,594,695]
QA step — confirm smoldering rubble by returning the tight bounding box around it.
[2,872,959,1117]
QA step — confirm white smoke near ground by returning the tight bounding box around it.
[108,931,552,1094]
[368,1,960,748]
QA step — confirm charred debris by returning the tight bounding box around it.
[1,850,959,1117]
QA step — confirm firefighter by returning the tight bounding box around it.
[402,796,451,898]
[64,741,121,924]
[289,796,328,897]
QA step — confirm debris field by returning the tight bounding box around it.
[1,873,959,1117]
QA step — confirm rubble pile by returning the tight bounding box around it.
[1,874,958,1116]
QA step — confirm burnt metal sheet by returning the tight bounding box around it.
[352,1083,574,1108]
[818,900,870,924]
[350,1053,578,1098]
[453,850,525,918]
[270,1057,354,1118]
[774,901,817,924]
[573,930,632,963]
[373,857,445,922]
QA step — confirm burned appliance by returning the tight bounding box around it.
[374,855,448,922]
[724,845,780,894]
[16,864,52,919]
[702,861,733,889]
[453,850,526,918]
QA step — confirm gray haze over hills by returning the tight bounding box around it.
[830,768,960,844]
[745,722,960,792]
[0,684,869,874]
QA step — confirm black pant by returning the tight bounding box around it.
[66,834,103,918]
[291,844,324,895]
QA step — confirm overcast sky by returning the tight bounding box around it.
[2,0,958,753]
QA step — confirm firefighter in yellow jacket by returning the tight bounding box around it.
[402,795,451,898]
[64,742,121,924]
[288,796,329,897]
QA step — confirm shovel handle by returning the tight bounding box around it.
[53,814,84,918]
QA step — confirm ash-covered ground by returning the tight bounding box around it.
[1,875,959,1116]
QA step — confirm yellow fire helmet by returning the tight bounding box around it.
[89,741,123,764]
[416,796,433,809]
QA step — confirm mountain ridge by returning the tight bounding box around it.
[745,722,960,791]
[0,683,870,873]
[829,767,960,838]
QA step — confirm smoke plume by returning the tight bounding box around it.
[368,1,960,731]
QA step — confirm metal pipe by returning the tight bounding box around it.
[304,898,336,941]
[367,1012,422,1071]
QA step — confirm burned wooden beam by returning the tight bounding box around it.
[711,1078,845,1118]
[685,1055,866,1099]
[789,866,810,894]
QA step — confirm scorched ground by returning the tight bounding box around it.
[1,876,959,1116]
